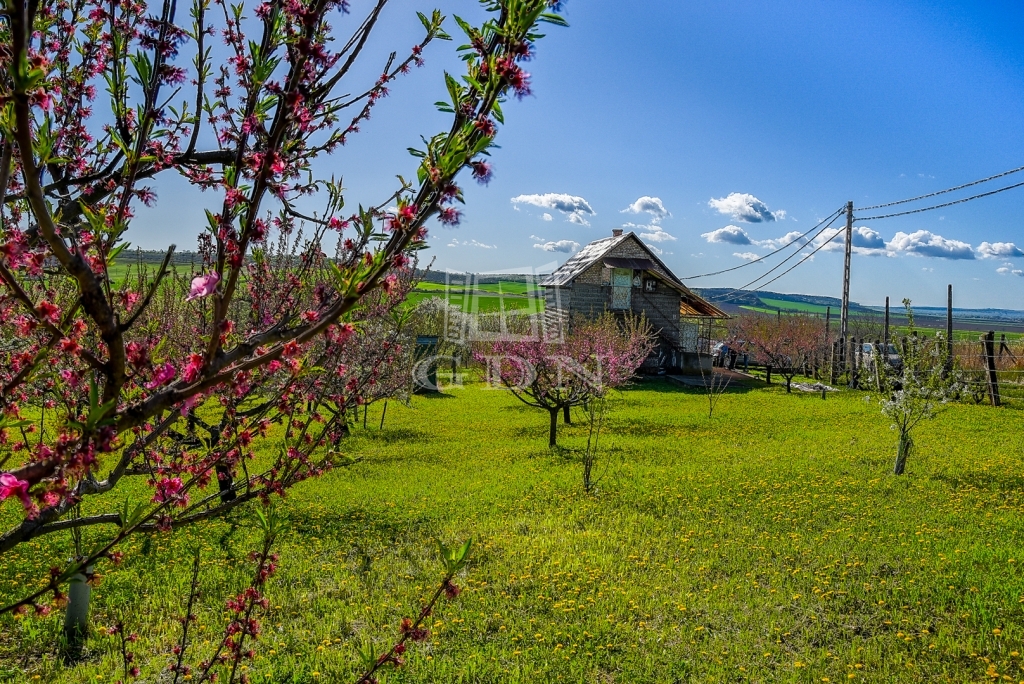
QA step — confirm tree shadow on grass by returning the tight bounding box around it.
[621,377,755,395]
[932,470,1024,494]
[350,427,426,445]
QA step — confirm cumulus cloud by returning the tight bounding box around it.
[815,226,888,256]
[447,238,496,249]
[978,241,1024,259]
[886,230,974,260]
[701,225,751,245]
[756,231,807,251]
[708,192,785,222]
[639,226,677,243]
[997,266,1024,276]
[620,222,676,243]
[733,251,760,261]
[541,213,553,222]
[533,239,580,253]
[511,193,595,226]
[621,196,671,222]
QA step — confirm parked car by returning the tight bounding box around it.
[862,342,902,372]
[712,342,729,367]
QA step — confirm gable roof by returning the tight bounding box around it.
[538,233,628,287]
[539,232,687,288]
[539,231,728,318]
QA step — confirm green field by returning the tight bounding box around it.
[407,288,543,314]
[3,379,1024,682]
[758,297,834,315]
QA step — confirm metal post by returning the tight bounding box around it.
[883,296,890,347]
[840,201,854,344]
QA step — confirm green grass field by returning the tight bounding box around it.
[3,381,1024,683]
[407,291,543,314]
[758,298,833,315]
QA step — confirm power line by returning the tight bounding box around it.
[858,164,1024,211]
[748,226,845,294]
[683,206,844,280]
[708,211,844,301]
[858,179,1024,221]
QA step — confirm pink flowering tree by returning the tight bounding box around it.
[734,313,826,392]
[478,313,654,447]
[0,0,567,624]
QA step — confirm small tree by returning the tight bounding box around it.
[735,313,824,392]
[878,300,961,475]
[479,313,654,447]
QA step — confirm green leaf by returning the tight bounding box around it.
[538,12,569,27]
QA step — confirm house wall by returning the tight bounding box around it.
[542,234,713,372]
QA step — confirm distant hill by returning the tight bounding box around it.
[690,288,876,316]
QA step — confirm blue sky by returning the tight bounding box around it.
[143,0,1024,308]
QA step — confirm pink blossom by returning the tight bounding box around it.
[182,353,204,383]
[186,272,220,301]
[146,362,177,389]
[152,477,187,507]
[0,473,31,509]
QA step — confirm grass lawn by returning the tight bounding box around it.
[2,381,1024,682]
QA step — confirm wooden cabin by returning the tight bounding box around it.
[539,229,727,372]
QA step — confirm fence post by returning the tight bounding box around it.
[829,340,838,385]
[982,331,1001,407]
[846,337,854,389]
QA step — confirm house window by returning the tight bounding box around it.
[644,278,657,292]
[610,268,632,309]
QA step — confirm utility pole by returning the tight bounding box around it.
[839,201,854,342]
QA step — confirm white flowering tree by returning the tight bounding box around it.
[877,300,961,475]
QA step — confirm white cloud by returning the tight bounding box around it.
[977,241,1024,259]
[639,226,677,243]
[997,264,1024,276]
[701,225,751,245]
[621,221,676,243]
[708,192,784,222]
[533,239,580,253]
[733,251,760,261]
[621,196,671,222]
[756,230,807,251]
[886,230,974,260]
[511,193,595,226]
[541,213,553,222]
[647,245,666,256]
[447,238,496,249]
[815,226,888,256]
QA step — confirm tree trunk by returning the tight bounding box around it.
[893,431,912,475]
[563,405,571,424]
[785,376,792,393]
[549,409,559,447]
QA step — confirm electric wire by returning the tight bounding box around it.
[858,164,1024,211]
[708,210,844,302]
[858,179,1024,221]
[742,226,846,295]
[682,206,844,280]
